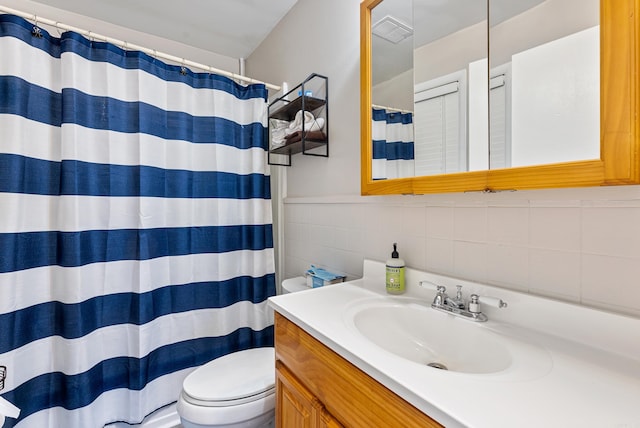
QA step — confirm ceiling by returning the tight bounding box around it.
[26,0,300,59]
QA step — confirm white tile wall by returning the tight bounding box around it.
[529,206,581,251]
[529,249,581,301]
[281,187,640,318]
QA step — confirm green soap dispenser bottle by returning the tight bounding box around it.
[385,243,405,294]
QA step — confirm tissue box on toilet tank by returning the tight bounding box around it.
[305,267,346,288]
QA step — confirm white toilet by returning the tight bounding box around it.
[177,277,308,428]
[177,347,276,428]
[280,276,310,294]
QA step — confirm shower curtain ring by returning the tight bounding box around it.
[0,365,6,391]
[32,15,43,38]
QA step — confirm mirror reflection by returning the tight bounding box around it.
[489,0,599,169]
[370,0,599,181]
[371,0,415,180]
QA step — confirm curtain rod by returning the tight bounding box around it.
[0,5,281,91]
[372,103,413,114]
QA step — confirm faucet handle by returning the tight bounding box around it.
[419,280,445,293]
[455,285,463,299]
[420,281,448,307]
[469,294,507,314]
[478,295,508,309]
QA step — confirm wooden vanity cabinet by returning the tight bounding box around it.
[274,312,443,428]
[276,362,343,428]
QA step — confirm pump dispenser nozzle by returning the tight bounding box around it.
[386,243,405,294]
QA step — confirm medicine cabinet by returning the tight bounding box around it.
[360,0,640,195]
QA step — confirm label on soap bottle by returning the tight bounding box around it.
[385,265,405,294]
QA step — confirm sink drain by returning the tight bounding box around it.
[427,362,448,370]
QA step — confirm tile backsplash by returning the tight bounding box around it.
[282,186,640,318]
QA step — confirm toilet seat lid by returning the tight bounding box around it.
[183,347,275,404]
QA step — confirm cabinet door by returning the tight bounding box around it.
[276,362,321,428]
[318,407,344,428]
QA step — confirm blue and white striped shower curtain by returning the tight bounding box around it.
[371,108,415,180]
[0,14,275,427]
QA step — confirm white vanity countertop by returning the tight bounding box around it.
[268,260,640,428]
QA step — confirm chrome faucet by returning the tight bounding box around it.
[419,281,507,322]
[432,285,447,307]
[444,285,466,310]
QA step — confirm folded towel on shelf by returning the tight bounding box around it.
[284,110,325,136]
[270,119,289,149]
[283,130,326,145]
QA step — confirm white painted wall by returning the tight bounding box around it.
[511,26,600,166]
[372,69,413,112]
[249,0,640,318]
[490,0,599,67]
[248,0,362,198]
[414,21,487,85]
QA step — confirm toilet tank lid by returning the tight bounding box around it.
[183,347,275,402]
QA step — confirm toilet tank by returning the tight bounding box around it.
[281,276,309,294]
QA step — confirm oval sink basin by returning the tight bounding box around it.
[345,299,552,378]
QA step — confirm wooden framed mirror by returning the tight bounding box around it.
[360,0,639,195]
